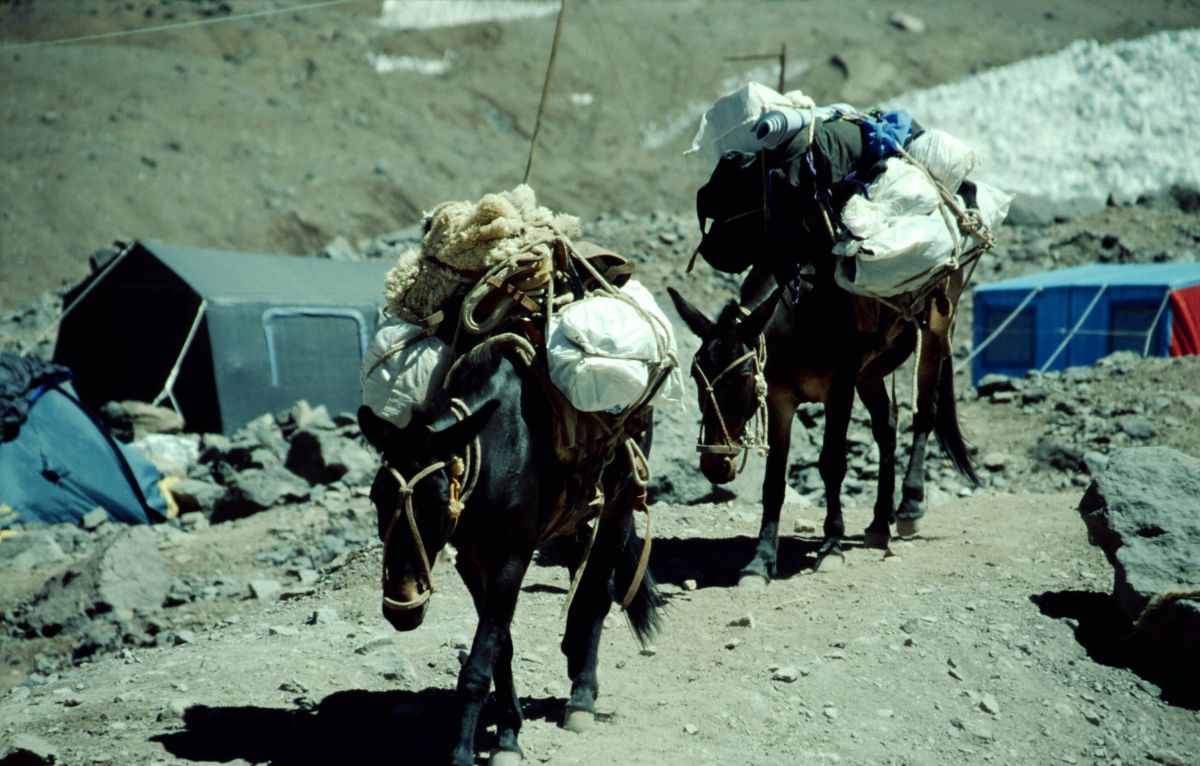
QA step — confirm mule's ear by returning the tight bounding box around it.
[428,399,501,457]
[667,286,714,338]
[735,287,781,344]
[358,405,397,452]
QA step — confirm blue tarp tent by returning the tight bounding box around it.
[0,354,169,528]
[971,263,1200,383]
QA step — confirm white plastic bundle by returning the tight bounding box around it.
[904,129,982,193]
[835,177,1014,297]
[547,280,684,413]
[360,318,452,428]
[840,158,942,239]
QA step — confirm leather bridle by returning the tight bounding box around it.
[379,399,479,614]
[691,332,768,472]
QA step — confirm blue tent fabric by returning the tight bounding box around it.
[0,357,168,528]
[971,263,1200,383]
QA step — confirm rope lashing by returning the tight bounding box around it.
[618,438,654,611]
[380,460,444,613]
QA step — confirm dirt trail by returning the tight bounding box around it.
[3,486,1198,765]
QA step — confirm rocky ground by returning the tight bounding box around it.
[3,1,1200,764]
[3,196,1200,764]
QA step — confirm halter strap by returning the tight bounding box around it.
[379,398,478,613]
[691,332,768,467]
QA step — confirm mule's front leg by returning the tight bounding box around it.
[741,392,797,587]
[560,502,631,731]
[815,373,855,568]
[857,379,897,548]
[452,554,529,766]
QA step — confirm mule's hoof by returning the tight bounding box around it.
[814,552,844,572]
[737,573,768,590]
[862,529,891,549]
[564,709,594,733]
[896,517,921,538]
[491,750,523,766]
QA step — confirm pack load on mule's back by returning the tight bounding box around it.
[359,183,682,541]
[689,81,1013,306]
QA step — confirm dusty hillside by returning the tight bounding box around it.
[2,0,1198,311]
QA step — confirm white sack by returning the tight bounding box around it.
[834,212,956,297]
[685,82,816,166]
[360,318,452,428]
[972,179,1016,231]
[905,128,981,193]
[835,179,1015,298]
[840,157,942,239]
[547,280,684,413]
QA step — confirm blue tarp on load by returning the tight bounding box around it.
[971,263,1200,383]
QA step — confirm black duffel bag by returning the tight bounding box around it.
[693,150,768,274]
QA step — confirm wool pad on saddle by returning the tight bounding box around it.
[546,280,684,413]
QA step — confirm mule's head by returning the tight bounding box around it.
[667,287,778,484]
[358,402,498,631]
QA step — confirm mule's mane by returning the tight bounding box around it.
[446,340,510,395]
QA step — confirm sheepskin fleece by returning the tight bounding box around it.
[385,184,581,323]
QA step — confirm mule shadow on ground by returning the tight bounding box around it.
[1032,590,1199,710]
[152,687,563,765]
[647,529,927,589]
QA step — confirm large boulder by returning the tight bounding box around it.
[17,525,170,638]
[1077,446,1200,663]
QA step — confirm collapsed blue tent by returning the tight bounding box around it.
[0,354,169,528]
[971,263,1200,383]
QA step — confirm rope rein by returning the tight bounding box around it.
[379,398,479,614]
[692,325,769,469]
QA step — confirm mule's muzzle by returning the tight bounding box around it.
[381,580,430,631]
[700,451,738,484]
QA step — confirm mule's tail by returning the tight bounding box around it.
[614,519,666,648]
[934,354,980,486]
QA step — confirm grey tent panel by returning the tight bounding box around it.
[55,240,396,435]
[143,240,394,306]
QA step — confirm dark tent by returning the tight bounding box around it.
[970,262,1200,382]
[0,354,169,528]
[54,240,394,435]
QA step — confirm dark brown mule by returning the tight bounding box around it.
[668,261,978,584]
[358,338,664,766]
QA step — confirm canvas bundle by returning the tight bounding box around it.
[833,130,1015,299]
